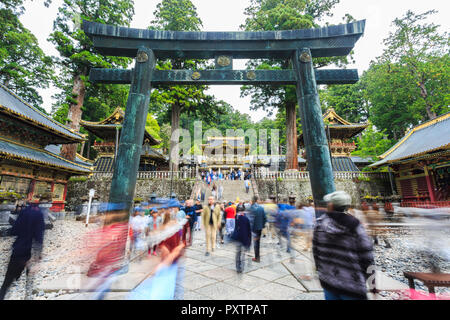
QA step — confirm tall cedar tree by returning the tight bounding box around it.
[149,0,225,170]
[0,1,53,111]
[49,0,135,161]
[322,10,449,141]
[365,10,449,140]
[240,0,354,170]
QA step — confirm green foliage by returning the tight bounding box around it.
[83,84,129,122]
[49,0,135,130]
[240,0,350,157]
[356,174,370,182]
[0,6,53,110]
[69,176,88,182]
[145,113,162,145]
[150,0,202,31]
[320,10,449,144]
[352,122,394,161]
[158,123,172,154]
[149,0,223,138]
[0,0,51,15]
[320,81,370,123]
[0,190,24,202]
[364,10,449,140]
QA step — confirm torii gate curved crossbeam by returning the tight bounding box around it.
[82,20,366,219]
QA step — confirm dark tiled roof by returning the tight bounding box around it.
[205,138,248,148]
[141,147,166,160]
[332,157,360,172]
[0,138,92,174]
[351,156,374,163]
[45,144,94,168]
[371,113,450,167]
[0,84,84,141]
[94,157,115,172]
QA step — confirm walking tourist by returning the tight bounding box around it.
[0,196,46,300]
[225,202,237,239]
[249,196,267,263]
[262,197,278,239]
[148,208,161,256]
[212,183,217,200]
[231,208,252,273]
[130,207,148,259]
[184,199,196,245]
[312,191,375,300]
[201,187,206,202]
[277,202,296,253]
[157,206,186,300]
[245,179,250,194]
[217,203,226,244]
[218,184,224,201]
[202,196,222,256]
[194,199,203,231]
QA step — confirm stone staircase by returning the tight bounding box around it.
[201,180,255,203]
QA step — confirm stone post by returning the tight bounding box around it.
[293,48,336,205]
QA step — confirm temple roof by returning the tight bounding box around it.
[331,157,360,172]
[203,137,250,150]
[80,107,160,146]
[45,144,94,168]
[0,137,92,174]
[371,113,450,168]
[350,156,374,164]
[299,108,368,145]
[0,84,85,143]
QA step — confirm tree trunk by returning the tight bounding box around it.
[60,74,86,161]
[170,102,181,171]
[418,82,437,120]
[285,101,299,170]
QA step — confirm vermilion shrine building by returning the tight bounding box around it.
[0,84,92,211]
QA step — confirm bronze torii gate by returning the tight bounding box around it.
[83,19,366,216]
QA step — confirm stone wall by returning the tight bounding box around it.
[255,177,393,206]
[66,178,196,211]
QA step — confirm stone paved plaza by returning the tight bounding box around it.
[180,228,325,300]
[1,218,416,300]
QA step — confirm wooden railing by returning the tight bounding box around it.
[254,171,390,181]
[90,170,389,181]
[91,170,196,180]
[401,201,450,208]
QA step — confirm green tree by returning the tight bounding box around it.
[240,0,352,170]
[380,10,449,120]
[149,0,220,170]
[49,0,135,161]
[352,122,393,162]
[0,3,53,110]
[145,113,161,144]
[159,123,172,154]
[320,80,370,123]
[321,10,449,141]
[364,10,449,140]
[1,0,51,14]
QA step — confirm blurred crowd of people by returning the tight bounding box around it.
[200,169,252,184]
[1,187,448,301]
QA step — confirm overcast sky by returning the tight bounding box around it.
[20,0,449,122]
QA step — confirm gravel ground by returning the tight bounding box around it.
[1,217,449,300]
[372,220,450,299]
[0,218,100,300]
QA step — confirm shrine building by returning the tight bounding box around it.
[299,108,369,171]
[0,84,92,211]
[200,137,251,173]
[80,107,168,172]
[371,113,449,204]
